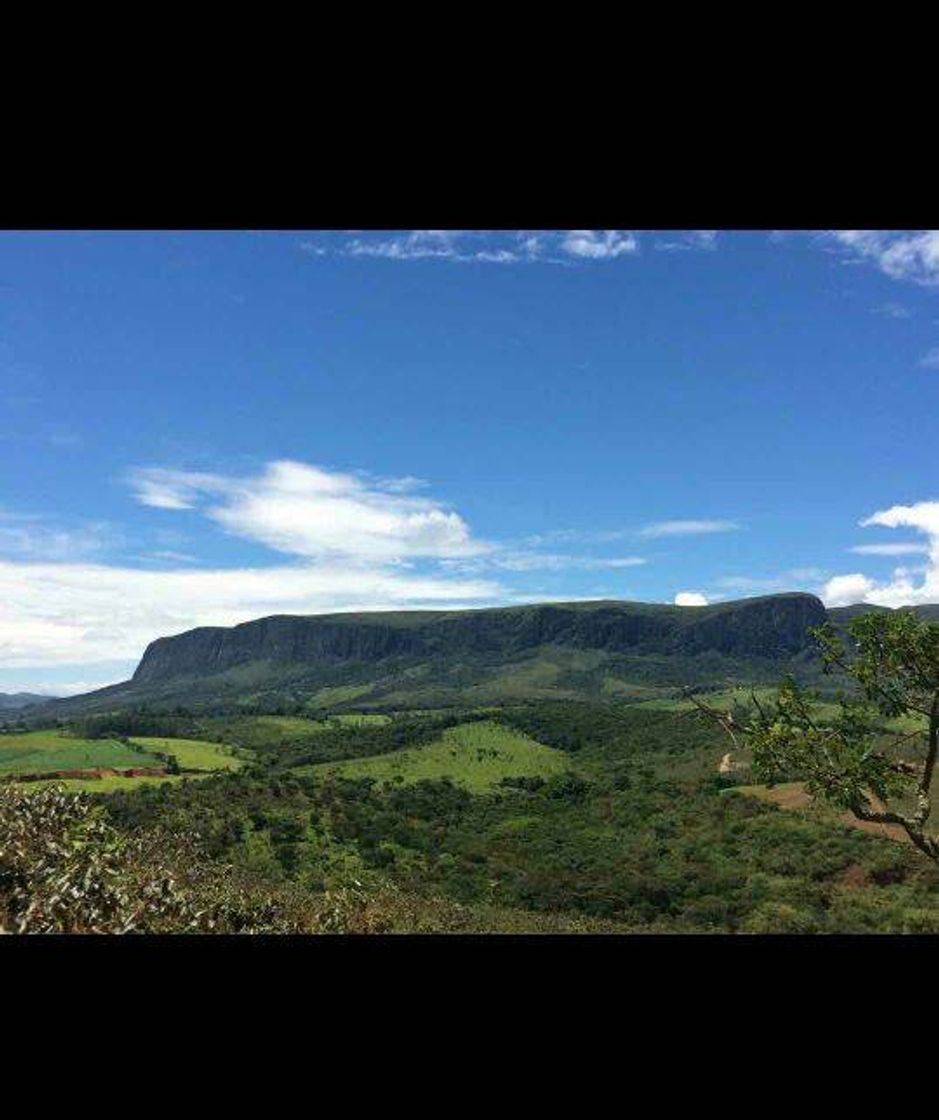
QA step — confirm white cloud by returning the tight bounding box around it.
[640,519,739,539]
[821,573,878,608]
[130,460,486,563]
[821,501,939,607]
[826,231,939,287]
[675,592,708,606]
[0,558,504,669]
[561,230,638,259]
[919,348,939,369]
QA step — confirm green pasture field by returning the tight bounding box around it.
[130,736,245,771]
[302,720,570,794]
[0,730,159,776]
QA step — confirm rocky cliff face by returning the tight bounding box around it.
[133,593,830,685]
[133,616,423,684]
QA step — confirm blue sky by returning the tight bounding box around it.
[3,228,939,694]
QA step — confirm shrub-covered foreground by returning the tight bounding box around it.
[0,783,316,933]
[10,701,939,934]
[0,782,625,933]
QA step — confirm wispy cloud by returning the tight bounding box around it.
[848,542,928,556]
[639,519,739,539]
[716,569,827,595]
[446,551,647,574]
[655,231,718,252]
[919,347,939,369]
[299,230,719,266]
[873,302,913,319]
[0,511,119,562]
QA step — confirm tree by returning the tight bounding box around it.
[688,610,939,864]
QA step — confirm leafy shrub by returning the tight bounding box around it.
[0,784,311,933]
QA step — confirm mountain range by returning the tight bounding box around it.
[0,692,58,711]
[17,593,939,719]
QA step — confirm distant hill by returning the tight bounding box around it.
[27,596,939,719]
[0,692,58,711]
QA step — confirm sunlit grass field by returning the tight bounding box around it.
[303,720,570,793]
[131,736,245,771]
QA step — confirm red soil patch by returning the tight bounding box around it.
[738,782,910,845]
[835,863,872,889]
[5,766,168,783]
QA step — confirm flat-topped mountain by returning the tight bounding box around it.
[27,595,939,718]
[133,593,827,686]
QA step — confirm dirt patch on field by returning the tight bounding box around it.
[736,783,910,845]
[835,863,872,889]
[3,766,168,783]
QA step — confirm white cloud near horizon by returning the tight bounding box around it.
[822,501,939,607]
[639,519,739,539]
[675,592,708,606]
[0,558,504,669]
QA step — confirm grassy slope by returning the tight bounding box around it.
[303,720,569,793]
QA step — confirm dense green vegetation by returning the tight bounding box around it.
[84,701,939,932]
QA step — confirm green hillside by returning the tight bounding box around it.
[304,721,570,793]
